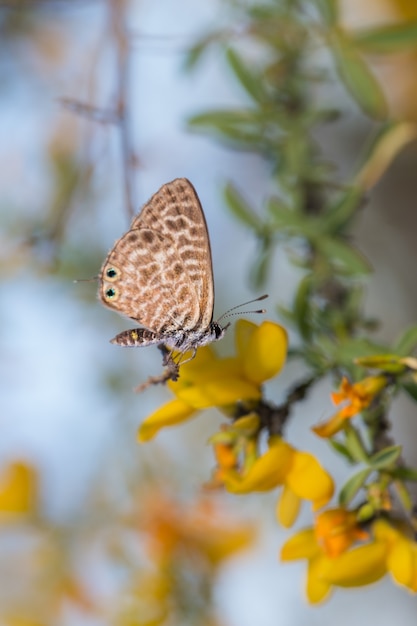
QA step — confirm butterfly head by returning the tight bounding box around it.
[211,320,229,342]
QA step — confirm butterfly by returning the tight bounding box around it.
[99,178,267,389]
[99,178,229,387]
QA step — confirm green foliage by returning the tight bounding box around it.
[394,324,417,356]
[339,469,371,506]
[354,20,417,54]
[328,27,388,119]
[186,0,417,576]
[368,445,402,470]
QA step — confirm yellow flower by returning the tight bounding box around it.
[312,375,387,438]
[0,461,37,517]
[281,513,417,602]
[373,519,417,593]
[220,436,334,527]
[281,509,385,603]
[138,320,287,441]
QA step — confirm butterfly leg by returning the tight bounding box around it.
[158,344,174,367]
[176,348,197,367]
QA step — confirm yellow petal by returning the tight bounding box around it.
[168,356,240,391]
[280,528,320,561]
[242,321,288,384]
[286,451,334,509]
[197,524,257,566]
[138,399,197,442]
[235,319,257,361]
[224,437,293,493]
[372,518,399,543]
[307,556,333,604]
[321,542,387,587]
[0,461,37,515]
[276,485,301,528]
[388,539,417,592]
[176,377,261,409]
[312,411,347,438]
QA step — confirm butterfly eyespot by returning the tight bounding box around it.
[105,266,119,281]
[105,287,118,300]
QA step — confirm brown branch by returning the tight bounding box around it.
[234,376,317,437]
[109,0,137,221]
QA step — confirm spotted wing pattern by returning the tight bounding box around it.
[98,178,214,334]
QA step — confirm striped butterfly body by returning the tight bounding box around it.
[99,178,226,386]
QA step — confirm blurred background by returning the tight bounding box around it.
[1,0,417,624]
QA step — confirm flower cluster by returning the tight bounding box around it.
[139,320,334,528]
[211,434,333,528]
[138,319,287,441]
[138,321,417,605]
[281,508,417,602]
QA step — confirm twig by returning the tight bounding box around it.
[109,0,137,221]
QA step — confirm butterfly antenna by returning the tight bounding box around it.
[217,294,268,323]
[73,275,99,283]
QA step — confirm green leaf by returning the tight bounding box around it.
[226,48,267,103]
[369,445,402,470]
[224,182,261,230]
[329,28,388,120]
[250,241,274,288]
[322,186,363,233]
[339,468,371,506]
[188,111,260,146]
[188,109,255,129]
[354,20,417,55]
[333,338,388,371]
[293,274,313,340]
[401,381,417,403]
[393,466,417,482]
[268,199,305,231]
[318,237,371,276]
[345,425,370,463]
[394,324,417,356]
[393,480,413,512]
[328,439,356,464]
[184,33,217,70]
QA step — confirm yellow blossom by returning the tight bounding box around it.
[138,320,287,441]
[0,461,37,517]
[220,436,334,527]
[373,519,417,593]
[312,375,387,438]
[281,509,386,603]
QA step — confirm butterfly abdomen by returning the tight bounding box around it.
[110,328,161,347]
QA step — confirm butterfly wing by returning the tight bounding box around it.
[131,178,214,329]
[99,179,214,333]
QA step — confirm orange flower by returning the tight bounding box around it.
[315,508,369,557]
[313,375,387,438]
[281,508,384,603]
[138,493,256,568]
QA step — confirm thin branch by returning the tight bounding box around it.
[109,0,137,221]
